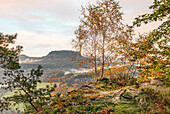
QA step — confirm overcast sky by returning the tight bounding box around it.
[0,0,162,57]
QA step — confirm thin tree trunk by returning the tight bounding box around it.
[94,34,97,77]
[101,31,106,78]
[110,68,111,79]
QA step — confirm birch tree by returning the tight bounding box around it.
[73,0,133,78]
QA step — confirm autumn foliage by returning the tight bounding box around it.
[0,0,169,113]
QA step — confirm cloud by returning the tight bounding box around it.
[0,0,162,56]
[117,0,153,24]
[0,0,82,33]
[118,0,153,10]
[0,0,80,19]
[0,0,156,33]
[116,0,163,34]
[11,31,73,57]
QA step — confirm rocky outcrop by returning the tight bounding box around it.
[140,82,165,91]
[150,78,163,85]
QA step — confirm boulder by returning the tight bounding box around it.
[140,83,151,87]
[139,98,146,105]
[88,84,96,88]
[150,78,163,85]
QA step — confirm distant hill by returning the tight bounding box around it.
[19,50,89,73]
[0,50,89,83]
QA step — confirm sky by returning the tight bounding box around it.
[0,0,162,57]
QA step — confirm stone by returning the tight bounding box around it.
[140,83,151,87]
[88,84,96,88]
[140,82,165,91]
[79,85,93,90]
[112,96,120,102]
[139,98,146,105]
[150,78,163,85]
[135,97,140,102]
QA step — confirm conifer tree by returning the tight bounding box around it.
[0,33,56,113]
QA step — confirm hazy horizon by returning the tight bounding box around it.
[20,49,79,57]
[0,0,163,57]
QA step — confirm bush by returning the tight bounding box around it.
[110,74,137,86]
[98,77,109,84]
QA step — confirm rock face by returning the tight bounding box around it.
[150,78,163,85]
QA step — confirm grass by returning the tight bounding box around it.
[37,78,170,114]
[2,82,51,97]
[115,100,142,114]
[1,82,52,112]
[2,77,170,113]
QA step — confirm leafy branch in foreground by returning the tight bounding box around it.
[0,33,56,113]
[0,33,22,70]
[130,0,170,83]
[0,65,57,113]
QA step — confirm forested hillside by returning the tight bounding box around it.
[19,50,88,71]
